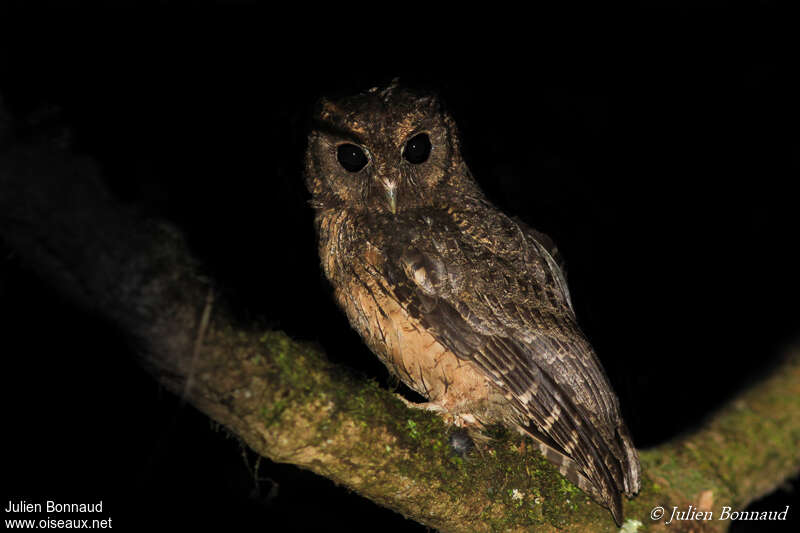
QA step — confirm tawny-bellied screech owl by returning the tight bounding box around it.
[304,82,641,525]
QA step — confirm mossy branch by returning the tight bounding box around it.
[1,140,798,533]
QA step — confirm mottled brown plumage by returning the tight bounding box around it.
[304,82,640,524]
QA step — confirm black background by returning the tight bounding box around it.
[1,16,798,532]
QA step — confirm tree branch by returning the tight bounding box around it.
[2,140,798,533]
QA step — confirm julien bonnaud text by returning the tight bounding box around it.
[5,500,103,513]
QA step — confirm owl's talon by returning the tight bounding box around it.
[394,393,445,413]
[449,428,475,456]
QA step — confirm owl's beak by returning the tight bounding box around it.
[383,180,398,214]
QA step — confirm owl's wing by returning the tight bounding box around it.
[381,237,639,525]
[514,220,574,315]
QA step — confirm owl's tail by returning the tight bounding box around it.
[615,422,641,496]
[517,420,639,526]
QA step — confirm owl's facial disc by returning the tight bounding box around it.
[307,86,472,215]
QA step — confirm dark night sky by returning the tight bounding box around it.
[1,17,798,532]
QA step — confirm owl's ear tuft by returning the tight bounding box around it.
[374,77,402,98]
[315,98,339,121]
[441,112,461,153]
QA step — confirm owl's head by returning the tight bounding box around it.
[305,83,480,215]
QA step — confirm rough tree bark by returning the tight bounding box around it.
[1,136,798,533]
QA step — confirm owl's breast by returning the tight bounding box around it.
[348,257,491,415]
[318,211,491,415]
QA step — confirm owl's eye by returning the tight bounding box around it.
[337,144,368,172]
[403,133,431,164]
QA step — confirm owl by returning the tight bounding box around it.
[304,82,640,525]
